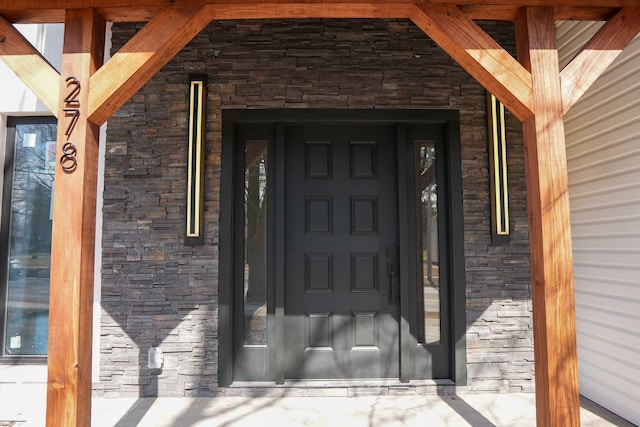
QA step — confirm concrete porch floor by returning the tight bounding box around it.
[2,394,634,426]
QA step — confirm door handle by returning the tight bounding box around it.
[388,261,398,305]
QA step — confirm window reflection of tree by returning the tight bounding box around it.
[4,123,56,356]
[416,144,440,344]
[243,143,268,345]
[11,124,56,256]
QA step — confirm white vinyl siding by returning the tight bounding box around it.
[558,21,640,426]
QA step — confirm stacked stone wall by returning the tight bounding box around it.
[99,19,533,397]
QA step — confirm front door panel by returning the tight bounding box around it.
[283,124,399,379]
[220,110,464,387]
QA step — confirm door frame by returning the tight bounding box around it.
[219,109,466,387]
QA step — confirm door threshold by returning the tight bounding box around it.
[229,379,455,388]
[224,379,459,397]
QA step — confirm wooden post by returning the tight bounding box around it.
[516,7,580,427]
[46,8,104,427]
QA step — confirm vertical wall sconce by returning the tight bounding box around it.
[185,75,207,246]
[487,92,510,243]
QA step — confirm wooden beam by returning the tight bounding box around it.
[46,8,104,427]
[0,1,635,24]
[88,4,211,125]
[460,6,621,21]
[561,7,640,114]
[411,4,534,122]
[206,2,413,19]
[554,6,621,21]
[0,15,60,115]
[516,7,580,427]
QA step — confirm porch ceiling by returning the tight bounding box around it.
[0,0,633,23]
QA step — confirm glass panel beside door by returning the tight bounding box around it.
[243,142,268,346]
[415,143,440,345]
[1,118,57,357]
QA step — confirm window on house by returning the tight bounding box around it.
[243,141,268,345]
[1,117,57,357]
[415,142,440,344]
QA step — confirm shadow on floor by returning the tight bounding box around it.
[103,393,636,427]
[579,396,636,427]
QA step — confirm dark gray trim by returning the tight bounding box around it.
[446,118,468,386]
[396,123,413,383]
[274,123,286,384]
[218,116,235,386]
[0,123,17,360]
[222,109,460,125]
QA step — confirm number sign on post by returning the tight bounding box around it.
[61,76,80,172]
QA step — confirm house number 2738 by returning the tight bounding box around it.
[60,76,80,173]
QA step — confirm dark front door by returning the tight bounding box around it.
[219,109,465,387]
[283,124,400,379]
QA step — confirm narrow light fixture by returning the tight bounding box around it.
[487,92,510,243]
[185,75,207,246]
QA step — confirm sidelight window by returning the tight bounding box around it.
[1,117,57,357]
[243,142,268,345]
[415,143,440,344]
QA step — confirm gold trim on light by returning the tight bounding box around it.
[488,93,510,239]
[186,77,206,243]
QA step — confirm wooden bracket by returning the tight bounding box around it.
[561,7,640,114]
[88,4,211,125]
[0,14,61,115]
[411,4,534,122]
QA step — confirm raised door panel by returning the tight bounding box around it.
[284,123,399,379]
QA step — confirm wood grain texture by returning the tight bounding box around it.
[88,4,210,124]
[561,7,640,114]
[46,8,104,427]
[460,5,621,21]
[0,15,60,114]
[206,2,413,19]
[411,4,534,121]
[516,6,580,427]
[0,1,635,24]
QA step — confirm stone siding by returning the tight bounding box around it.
[98,19,533,397]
